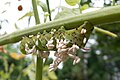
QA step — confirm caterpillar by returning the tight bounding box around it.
[20,21,94,54]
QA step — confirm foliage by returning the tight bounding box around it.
[18,11,33,21]
[0,45,58,80]
[23,62,58,80]
[65,0,80,6]
[0,45,30,80]
[37,1,48,12]
[0,0,120,80]
[54,6,80,20]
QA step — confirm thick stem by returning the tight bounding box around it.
[36,56,43,80]
[46,0,52,21]
[32,0,43,80]
[0,5,120,45]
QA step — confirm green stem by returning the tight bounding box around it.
[36,56,43,80]
[46,0,52,21]
[32,0,40,24]
[94,27,117,38]
[32,0,43,80]
[0,5,120,45]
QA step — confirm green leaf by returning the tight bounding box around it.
[65,0,80,6]
[48,71,58,79]
[43,66,58,80]
[80,4,89,11]
[9,64,14,74]
[37,1,48,12]
[54,6,80,20]
[18,11,33,20]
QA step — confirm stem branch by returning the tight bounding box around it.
[46,0,52,21]
[94,27,117,38]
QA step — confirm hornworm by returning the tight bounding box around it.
[20,21,94,54]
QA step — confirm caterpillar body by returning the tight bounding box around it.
[20,21,94,54]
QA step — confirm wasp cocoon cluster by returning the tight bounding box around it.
[20,21,94,71]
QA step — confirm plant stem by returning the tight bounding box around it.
[0,5,120,45]
[32,0,43,80]
[46,0,52,21]
[94,27,117,38]
[32,0,40,24]
[36,56,43,80]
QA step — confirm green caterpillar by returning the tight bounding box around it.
[20,21,94,54]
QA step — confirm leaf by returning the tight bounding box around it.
[4,44,17,53]
[9,64,14,74]
[54,6,80,20]
[18,11,33,20]
[10,53,25,60]
[37,1,48,12]
[28,70,35,80]
[48,71,58,79]
[80,4,89,11]
[22,63,35,80]
[43,66,58,80]
[42,77,49,80]
[65,0,80,6]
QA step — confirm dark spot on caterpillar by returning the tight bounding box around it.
[91,27,94,31]
[70,40,72,42]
